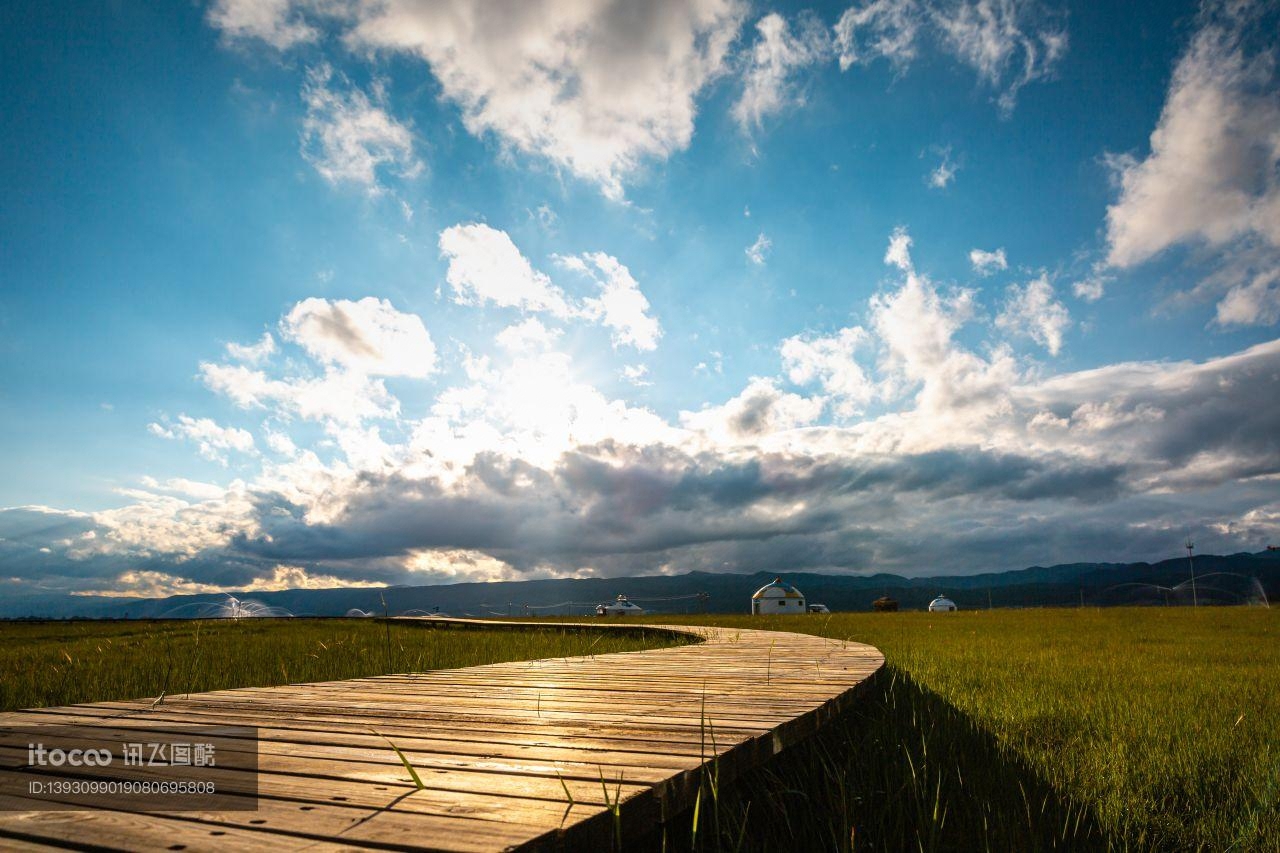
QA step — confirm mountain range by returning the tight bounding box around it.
[3,551,1277,620]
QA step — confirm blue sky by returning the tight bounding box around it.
[2,0,1279,598]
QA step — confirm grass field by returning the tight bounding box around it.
[1,610,1274,851]
[0,618,685,713]
[635,608,1279,852]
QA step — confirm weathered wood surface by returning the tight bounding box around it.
[0,619,883,851]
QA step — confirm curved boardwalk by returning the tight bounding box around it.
[0,620,882,851]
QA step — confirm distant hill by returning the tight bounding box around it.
[4,551,1277,620]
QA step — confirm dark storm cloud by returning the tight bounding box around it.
[217,442,1131,574]
[0,507,96,544]
[1022,339,1280,487]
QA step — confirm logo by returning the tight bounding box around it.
[27,744,113,767]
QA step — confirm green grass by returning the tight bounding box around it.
[4,610,1274,850]
[0,618,686,712]
[638,608,1279,852]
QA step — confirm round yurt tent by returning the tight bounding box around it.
[751,578,806,615]
[927,595,957,612]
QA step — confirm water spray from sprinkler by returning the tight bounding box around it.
[196,595,293,619]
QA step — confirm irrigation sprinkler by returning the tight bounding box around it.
[182,595,293,619]
[1185,538,1198,608]
[1100,572,1266,607]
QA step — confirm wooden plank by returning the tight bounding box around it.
[0,792,570,852]
[0,718,709,772]
[6,706,740,755]
[0,621,883,851]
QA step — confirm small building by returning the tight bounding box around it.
[928,595,957,612]
[751,577,806,615]
[596,595,645,616]
[872,596,899,612]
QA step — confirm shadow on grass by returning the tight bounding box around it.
[649,666,1112,852]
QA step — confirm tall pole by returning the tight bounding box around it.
[1186,538,1198,608]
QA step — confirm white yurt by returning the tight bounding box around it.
[596,595,646,616]
[928,595,957,612]
[751,578,806,615]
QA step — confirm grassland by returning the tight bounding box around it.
[0,618,685,712]
[2,609,1273,850]
[638,608,1279,852]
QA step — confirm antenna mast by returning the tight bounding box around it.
[1185,537,1198,608]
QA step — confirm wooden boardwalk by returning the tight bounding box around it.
[0,620,883,851]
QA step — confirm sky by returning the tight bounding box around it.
[2,0,1279,598]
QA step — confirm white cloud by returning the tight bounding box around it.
[208,0,1065,203]
[139,477,229,501]
[859,228,1024,441]
[531,204,558,231]
[403,549,520,584]
[281,297,437,378]
[342,0,747,199]
[13,229,1280,596]
[75,571,227,599]
[566,253,663,351]
[264,429,298,457]
[206,0,315,50]
[200,362,400,425]
[931,0,1069,113]
[1106,5,1280,267]
[300,65,421,192]
[148,415,256,465]
[1072,271,1109,303]
[495,318,562,354]
[225,332,276,364]
[781,326,874,416]
[247,564,385,591]
[884,226,913,271]
[621,364,652,386]
[996,274,1070,355]
[746,232,773,265]
[836,0,1067,111]
[71,563,380,599]
[681,377,824,441]
[695,351,725,375]
[439,223,572,316]
[733,12,831,133]
[439,225,659,350]
[419,349,680,470]
[325,422,397,474]
[969,247,1008,274]
[871,250,982,395]
[835,0,922,70]
[1214,501,1280,541]
[1104,1,1280,325]
[1215,268,1280,327]
[928,148,957,188]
